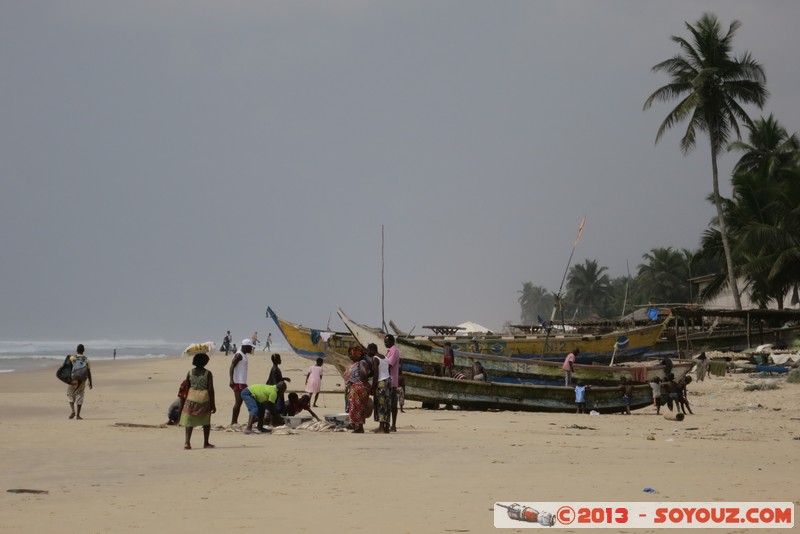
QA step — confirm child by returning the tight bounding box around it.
[166,378,190,425]
[648,377,662,415]
[620,377,633,415]
[677,375,694,415]
[666,373,680,413]
[574,380,589,414]
[287,392,320,421]
[180,353,216,449]
[305,358,324,407]
[397,374,406,413]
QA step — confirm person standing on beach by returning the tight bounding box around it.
[305,358,323,407]
[180,353,216,449]
[385,334,401,432]
[346,346,371,433]
[620,377,633,415]
[442,342,455,378]
[267,353,286,414]
[229,339,253,428]
[264,332,272,352]
[222,331,232,355]
[677,375,693,415]
[695,352,709,382]
[574,380,589,414]
[562,348,578,386]
[371,342,391,433]
[67,344,93,420]
[649,377,662,415]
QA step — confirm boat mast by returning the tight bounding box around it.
[548,216,585,332]
[381,225,387,332]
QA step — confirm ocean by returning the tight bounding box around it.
[0,338,293,373]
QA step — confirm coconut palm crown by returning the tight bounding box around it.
[643,12,768,309]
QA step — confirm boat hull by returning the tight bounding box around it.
[374,314,667,362]
[403,372,653,413]
[338,309,691,386]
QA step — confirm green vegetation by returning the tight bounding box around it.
[516,13,799,324]
[644,12,768,310]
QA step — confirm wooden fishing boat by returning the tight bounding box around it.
[658,306,800,353]
[266,306,357,378]
[403,372,653,413]
[356,311,669,363]
[338,309,691,386]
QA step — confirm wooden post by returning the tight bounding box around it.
[746,312,751,349]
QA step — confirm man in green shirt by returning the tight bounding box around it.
[241,380,289,433]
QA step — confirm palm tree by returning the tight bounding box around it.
[699,169,800,308]
[517,283,554,325]
[636,247,693,304]
[643,12,768,309]
[728,114,800,181]
[565,259,610,319]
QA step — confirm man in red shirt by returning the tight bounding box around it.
[562,348,579,386]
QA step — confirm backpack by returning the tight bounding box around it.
[71,355,89,381]
[56,355,73,384]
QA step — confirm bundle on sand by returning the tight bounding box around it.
[296,420,342,432]
[786,369,800,384]
[743,382,780,392]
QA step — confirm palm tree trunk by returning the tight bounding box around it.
[711,144,743,309]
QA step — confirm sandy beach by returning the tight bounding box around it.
[1,351,797,533]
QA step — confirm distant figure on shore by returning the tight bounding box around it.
[286,392,320,421]
[252,331,260,347]
[180,353,216,449]
[371,342,391,433]
[695,352,709,382]
[264,333,272,352]
[385,334,401,432]
[620,377,633,415]
[222,330,232,355]
[442,342,455,378]
[305,358,324,407]
[575,380,589,414]
[563,349,578,386]
[648,377,662,415]
[67,344,93,420]
[267,354,286,414]
[229,339,253,428]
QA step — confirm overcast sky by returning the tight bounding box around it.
[2,1,798,343]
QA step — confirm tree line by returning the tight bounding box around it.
[518,12,800,325]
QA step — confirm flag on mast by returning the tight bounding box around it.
[573,216,586,246]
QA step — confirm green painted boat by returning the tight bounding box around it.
[338,308,693,386]
[402,372,653,413]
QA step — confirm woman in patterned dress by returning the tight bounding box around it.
[346,346,372,433]
[180,353,216,449]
